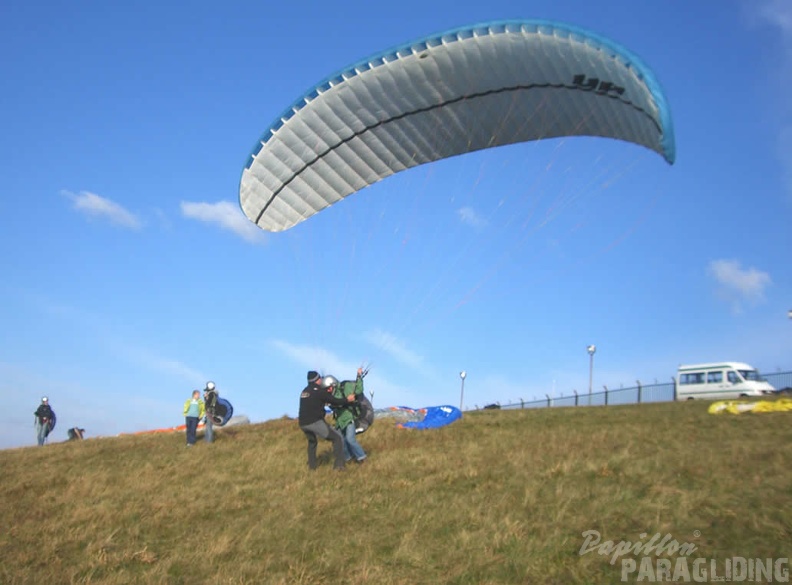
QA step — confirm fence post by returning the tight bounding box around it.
[636,380,642,404]
[573,390,578,406]
[520,398,524,409]
[603,385,608,406]
[546,394,551,408]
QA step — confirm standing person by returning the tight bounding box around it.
[298,370,356,471]
[324,367,367,464]
[34,397,54,446]
[203,382,218,444]
[183,390,205,447]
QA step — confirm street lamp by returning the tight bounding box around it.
[459,371,467,411]
[587,345,596,405]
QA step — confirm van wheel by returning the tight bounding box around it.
[686,397,694,401]
[739,394,748,398]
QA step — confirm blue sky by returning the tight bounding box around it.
[2,0,791,449]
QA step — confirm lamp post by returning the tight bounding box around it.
[587,345,596,405]
[459,371,467,411]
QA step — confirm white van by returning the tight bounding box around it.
[676,362,776,401]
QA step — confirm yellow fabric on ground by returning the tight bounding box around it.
[708,398,792,415]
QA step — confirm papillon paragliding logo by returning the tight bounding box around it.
[579,530,790,583]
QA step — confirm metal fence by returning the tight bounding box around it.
[481,370,792,411]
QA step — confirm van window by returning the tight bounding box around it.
[737,369,761,382]
[707,371,723,383]
[727,371,741,384]
[680,372,705,385]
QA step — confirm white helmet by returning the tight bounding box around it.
[321,375,339,389]
[41,396,48,402]
[206,381,215,391]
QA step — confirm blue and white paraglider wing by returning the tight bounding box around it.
[240,19,675,232]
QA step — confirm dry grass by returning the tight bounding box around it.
[1,402,790,584]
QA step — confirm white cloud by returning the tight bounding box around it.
[268,338,428,407]
[270,334,421,382]
[25,291,208,386]
[61,190,142,229]
[180,200,265,244]
[269,339,351,375]
[457,206,488,229]
[757,0,792,37]
[113,343,208,387]
[707,259,772,313]
[362,329,424,371]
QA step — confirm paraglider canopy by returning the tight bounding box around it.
[240,19,675,232]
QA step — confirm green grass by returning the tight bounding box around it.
[2,401,790,584]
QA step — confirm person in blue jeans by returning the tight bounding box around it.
[34,397,54,446]
[183,390,205,447]
[324,367,367,464]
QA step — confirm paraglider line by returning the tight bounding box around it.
[253,83,661,225]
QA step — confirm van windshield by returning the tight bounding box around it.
[737,369,762,382]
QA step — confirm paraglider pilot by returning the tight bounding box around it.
[34,396,54,446]
[324,367,367,464]
[203,381,218,443]
[299,371,355,471]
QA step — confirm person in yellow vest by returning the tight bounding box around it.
[183,390,205,447]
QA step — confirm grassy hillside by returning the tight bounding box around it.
[2,401,790,584]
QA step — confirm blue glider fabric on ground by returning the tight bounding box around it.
[400,405,462,429]
[375,405,462,429]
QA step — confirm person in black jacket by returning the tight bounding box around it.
[299,370,355,471]
[34,397,54,446]
[203,381,218,444]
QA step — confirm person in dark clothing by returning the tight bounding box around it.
[299,370,355,471]
[67,427,85,441]
[34,397,54,446]
[203,381,218,444]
